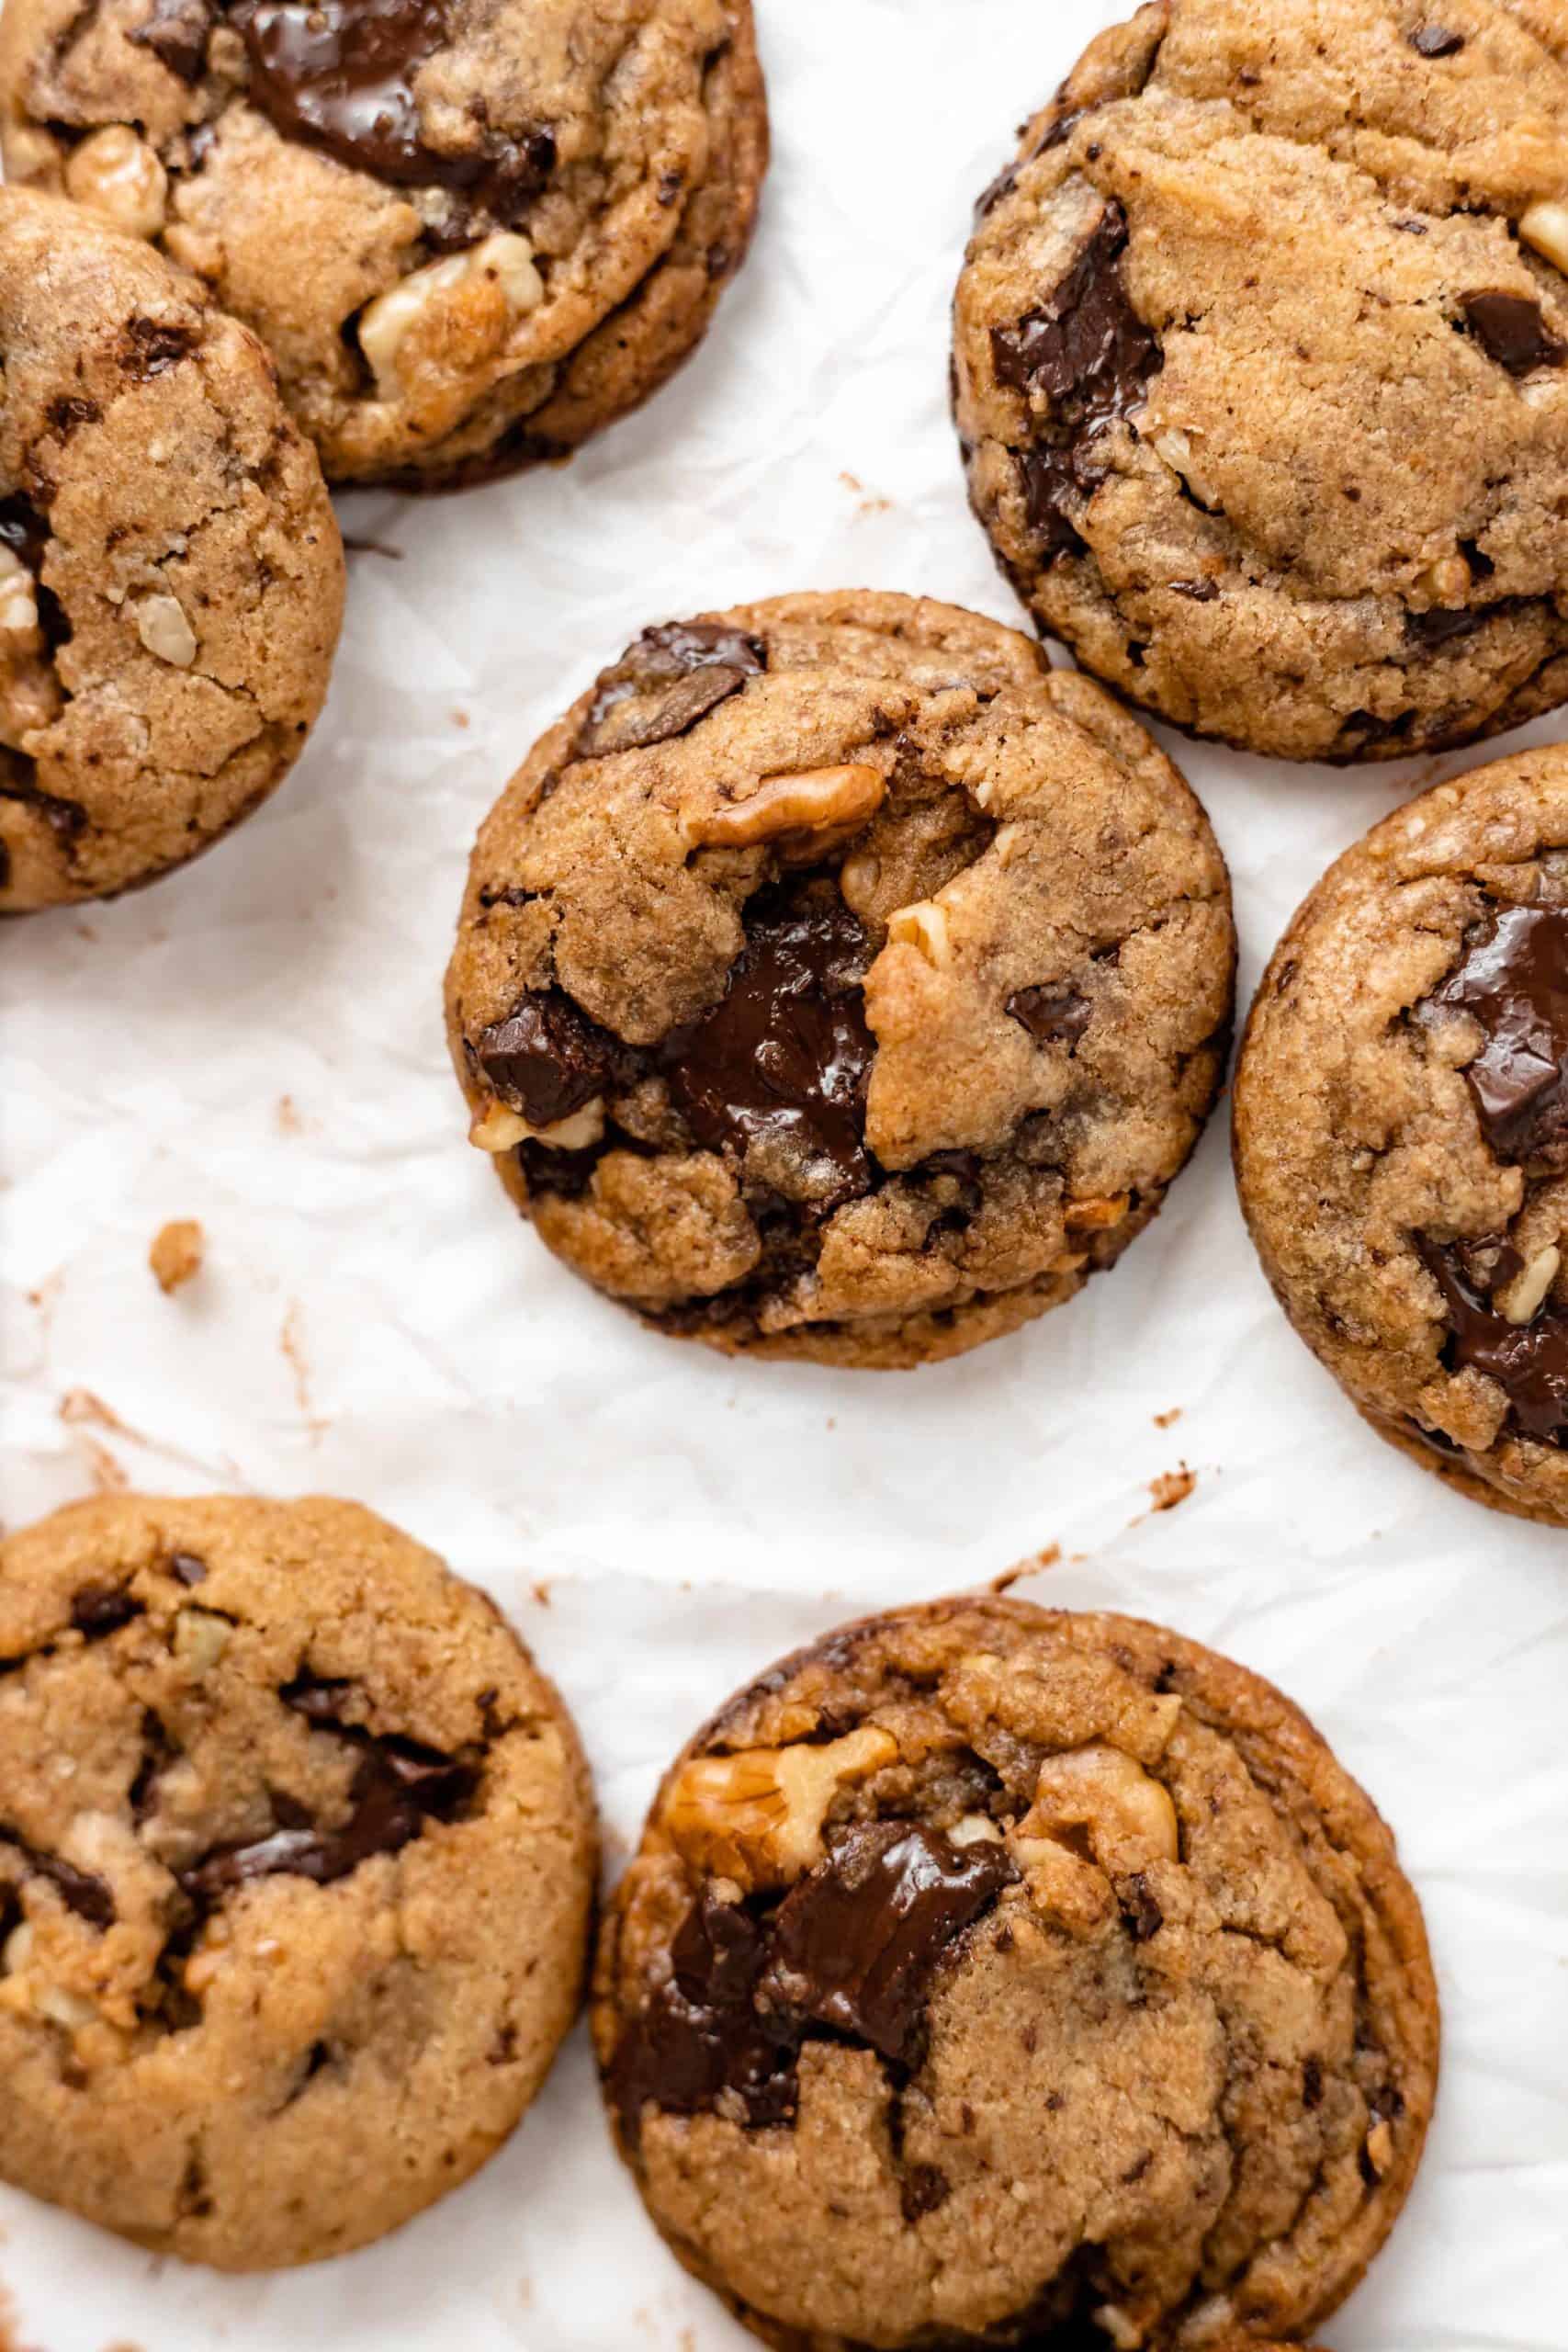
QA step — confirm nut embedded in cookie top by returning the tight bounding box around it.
[0,0,769,487]
[1235,741,1568,1527]
[0,1493,596,2268]
[445,590,1235,1368]
[953,0,1568,763]
[592,1597,1438,2351]
[0,187,344,911]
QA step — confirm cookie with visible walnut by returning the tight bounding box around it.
[0,0,767,488]
[446,589,1235,1368]
[0,187,342,911]
[953,0,1568,763]
[594,1596,1438,2352]
[0,1492,595,2268]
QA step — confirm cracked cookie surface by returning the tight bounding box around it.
[0,1493,595,2268]
[953,0,1568,764]
[1235,740,1568,1525]
[593,1596,1437,2352]
[0,188,342,911]
[0,0,767,486]
[445,590,1235,1369]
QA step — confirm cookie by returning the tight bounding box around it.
[1234,741,1568,1525]
[953,0,1568,764]
[0,1493,596,2268]
[446,590,1235,1369]
[0,0,768,488]
[0,188,342,911]
[593,1595,1438,2352]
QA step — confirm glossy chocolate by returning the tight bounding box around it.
[610,1888,798,2140]
[1408,22,1465,54]
[70,1585,143,1639]
[1427,903,1568,1158]
[475,988,624,1127]
[992,202,1160,562]
[230,0,554,212]
[761,1823,1018,2063]
[1006,983,1091,1046]
[1417,1238,1568,1445]
[668,889,875,1199]
[580,619,767,756]
[0,1833,116,1928]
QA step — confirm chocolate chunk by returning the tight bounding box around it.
[69,1585,143,1639]
[1,1833,116,1929]
[122,317,197,379]
[1121,1873,1163,1941]
[1169,576,1219,602]
[761,1823,1017,2064]
[666,888,875,1201]
[0,779,86,841]
[1417,1238,1568,1444]
[474,988,622,1127]
[0,495,47,580]
[991,203,1160,561]
[900,2162,951,2221]
[1425,904,1568,1158]
[1303,2056,1325,2108]
[1409,22,1465,53]
[168,1552,208,1586]
[228,0,555,214]
[580,619,767,757]
[129,0,213,82]
[1460,291,1567,379]
[1406,603,1486,650]
[609,1888,798,2143]
[1007,983,1091,1046]
[178,1735,476,1901]
[45,395,100,436]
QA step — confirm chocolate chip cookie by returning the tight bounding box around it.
[594,1595,1438,2351]
[0,1493,595,2268]
[0,0,767,488]
[953,0,1568,764]
[446,590,1235,1368]
[0,188,343,911]
[1234,741,1568,1524]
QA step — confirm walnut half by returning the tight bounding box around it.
[661,1724,898,1890]
[1011,1743,1179,1879]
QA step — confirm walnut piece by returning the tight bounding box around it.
[1496,1243,1560,1326]
[661,1724,898,1891]
[1011,1743,1179,1879]
[683,763,886,853]
[886,899,951,967]
[65,126,167,240]
[357,233,543,402]
[135,592,197,668]
[1520,198,1568,276]
[468,1095,605,1154]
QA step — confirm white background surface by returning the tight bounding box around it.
[4,2,1566,2345]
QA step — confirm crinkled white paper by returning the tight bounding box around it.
[3,3,1566,2344]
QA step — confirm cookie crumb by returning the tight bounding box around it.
[1149,1466,1196,1513]
[990,1544,1060,1592]
[531,1580,552,1608]
[1153,1407,1182,1430]
[276,1093,302,1135]
[149,1217,204,1294]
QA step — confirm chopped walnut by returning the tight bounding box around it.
[0,545,62,750]
[1011,1743,1179,1879]
[357,233,544,402]
[1520,198,1568,276]
[65,126,168,240]
[469,1095,605,1154]
[661,1724,898,1891]
[683,763,886,854]
[886,899,951,967]
[135,592,197,668]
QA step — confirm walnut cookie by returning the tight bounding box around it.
[1235,740,1568,1527]
[0,187,342,911]
[953,0,1568,764]
[593,1596,1438,2352]
[0,1494,596,2268]
[0,0,767,488]
[445,590,1235,1369]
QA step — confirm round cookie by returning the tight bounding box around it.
[0,0,767,488]
[0,187,342,911]
[446,590,1235,1369]
[593,1596,1438,2352]
[952,0,1568,764]
[1235,741,1568,1526]
[0,1493,596,2268]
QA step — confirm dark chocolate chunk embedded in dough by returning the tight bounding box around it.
[1425,903,1568,1159]
[1417,1237,1568,1444]
[1460,291,1568,379]
[473,989,623,1127]
[580,620,767,758]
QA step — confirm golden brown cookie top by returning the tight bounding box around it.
[446,589,1235,1369]
[0,1493,596,2268]
[0,0,767,483]
[594,1596,1438,2352]
[953,0,1568,763]
[1236,740,1568,1525]
[0,187,342,910]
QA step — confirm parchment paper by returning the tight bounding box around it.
[3,3,1565,2344]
